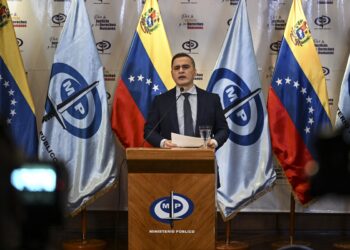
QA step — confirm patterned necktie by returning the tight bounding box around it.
[183,93,194,136]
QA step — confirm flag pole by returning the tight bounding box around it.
[62,208,107,250]
[271,192,310,249]
[226,221,231,245]
[289,193,295,245]
[216,220,249,250]
[81,208,87,242]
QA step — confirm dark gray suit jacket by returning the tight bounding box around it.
[144,86,228,148]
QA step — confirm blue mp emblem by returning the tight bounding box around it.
[208,68,264,146]
[150,192,194,225]
[42,63,102,139]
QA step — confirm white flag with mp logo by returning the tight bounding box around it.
[207,0,276,221]
[39,0,118,216]
[335,55,350,136]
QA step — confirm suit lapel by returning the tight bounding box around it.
[169,88,180,134]
[195,86,203,136]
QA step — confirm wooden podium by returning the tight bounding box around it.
[127,148,216,250]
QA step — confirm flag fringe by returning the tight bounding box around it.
[273,155,316,208]
[219,180,276,222]
[68,179,119,217]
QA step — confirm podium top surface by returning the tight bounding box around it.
[126,148,215,173]
[126,148,215,160]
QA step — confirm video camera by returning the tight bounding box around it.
[3,162,67,250]
[11,161,68,249]
[11,161,67,225]
[0,119,68,250]
[310,128,350,197]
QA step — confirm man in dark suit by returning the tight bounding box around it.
[144,53,228,149]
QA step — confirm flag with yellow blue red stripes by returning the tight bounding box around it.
[0,0,37,158]
[267,0,332,204]
[111,0,175,147]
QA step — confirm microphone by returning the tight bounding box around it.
[142,87,184,147]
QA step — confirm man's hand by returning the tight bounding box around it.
[206,139,218,149]
[164,140,177,148]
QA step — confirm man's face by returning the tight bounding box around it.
[171,56,196,89]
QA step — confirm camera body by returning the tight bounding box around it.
[4,161,68,250]
[0,118,67,249]
[310,129,350,196]
[11,161,67,227]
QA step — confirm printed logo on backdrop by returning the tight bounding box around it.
[322,67,330,77]
[194,71,203,81]
[0,4,10,28]
[270,0,287,5]
[42,63,102,139]
[180,0,198,4]
[11,13,27,28]
[96,40,111,55]
[47,36,59,49]
[150,192,194,227]
[194,72,203,81]
[106,91,112,106]
[322,66,333,106]
[103,69,116,83]
[140,7,160,34]
[182,39,198,54]
[179,14,204,30]
[17,37,23,52]
[264,66,275,83]
[93,15,116,31]
[269,16,286,31]
[314,15,331,30]
[274,165,288,183]
[328,97,334,107]
[317,0,333,4]
[314,39,334,55]
[93,0,110,4]
[221,0,239,6]
[16,38,23,47]
[269,40,281,54]
[51,13,66,27]
[209,69,264,145]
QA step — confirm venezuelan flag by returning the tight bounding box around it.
[111,0,175,148]
[0,0,37,157]
[267,0,332,204]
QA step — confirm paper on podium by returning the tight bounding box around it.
[171,133,203,148]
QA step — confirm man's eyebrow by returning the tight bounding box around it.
[173,64,191,68]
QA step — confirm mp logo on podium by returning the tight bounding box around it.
[150,192,194,225]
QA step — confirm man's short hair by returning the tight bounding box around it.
[171,53,196,69]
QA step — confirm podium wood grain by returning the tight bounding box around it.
[127,148,216,250]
